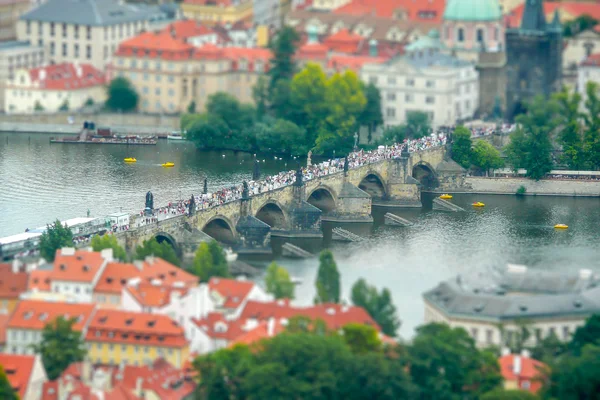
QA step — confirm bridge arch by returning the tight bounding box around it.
[255,200,287,229]
[307,186,337,214]
[358,171,387,199]
[154,232,180,255]
[202,216,236,245]
[412,161,438,190]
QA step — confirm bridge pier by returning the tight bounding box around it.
[322,182,373,223]
[235,183,272,255]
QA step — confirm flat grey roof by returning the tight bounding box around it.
[20,0,170,26]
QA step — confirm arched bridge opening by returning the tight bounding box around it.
[412,163,438,190]
[359,173,387,200]
[202,218,236,245]
[256,202,287,229]
[307,188,336,214]
[154,232,180,256]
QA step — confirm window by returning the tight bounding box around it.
[168,76,174,83]
[50,42,55,56]
[548,327,556,338]
[87,26,92,40]
[63,23,67,38]
[476,28,484,43]
[406,78,415,87]
[494,26,499,41]
[385,108,395,118]
[143,87,148,94]
[104,27,107,40]
[486,329,493,344]
[156,75,161,82]
[74,44,79,58]
[38,38,43,47]
[50,23,55,37]
[369,76,378,84]
[155,88,160,95]
[471,328,478,341]
[38,22,43,36]
[143,73,148,81]
[466,84,471,93]
[405,93,413,102]
[562,326,570,340]
[457,27,465,42]
[26,21,31,35]
[426,96,435,104]
[168,89,174,96]
[465,100,470,110]
[104,46,108,59]
[521,381,531,390]
[96,343,102,350]
[386,93,396,101]
[426,80,435,88]
[387,76,396,85]
[74,25,79,39]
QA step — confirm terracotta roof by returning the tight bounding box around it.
[209,277,255,309]
[191,312,247,341]
[297,42,329,60]
[27,62,105,91]
[124,283,188,308]
[7,300,96,331]
[327,54,387,72]
[119,358,194,400]
[51,248,107,283]
[507,2,600,28]
[229,319,285,347]
[86,309,187,348]
[94,262,140,295]
[42,380,58,400]
[239,300,380,331]
[334,0,446,23]
[582,52,600,66]
[324,28,364,53]
[0,263,29,299]
[163,19,215,39]
[0,313,9,344]
[116,30,194,60]
[28,269,52,291]
[499,354,547,393]
[138,257,198,288]
[0,354,37,399]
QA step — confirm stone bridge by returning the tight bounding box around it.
[116,146,464,255]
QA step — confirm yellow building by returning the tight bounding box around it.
[182,0,253,25]
[85,309,189,368]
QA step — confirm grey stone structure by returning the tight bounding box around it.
[505,0,563,120]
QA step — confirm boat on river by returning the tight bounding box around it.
[167,131,185,140]
[472,202,485,207]
[50,122,157,146]
[161,162,175,168]
[124,158,137,163]
[225,248,238,263]
[554,224,568,229]
[439,194,453,200]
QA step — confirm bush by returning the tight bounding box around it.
[516,185,527,196]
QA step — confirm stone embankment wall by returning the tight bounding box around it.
[463,177,600,197]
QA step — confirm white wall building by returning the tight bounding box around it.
[361,30,479,128]
[565,27,600,73]
[0,40,44,110]
[578,52,600,107]
[423,265,600,348]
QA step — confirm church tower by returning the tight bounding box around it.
[505,0,563,120]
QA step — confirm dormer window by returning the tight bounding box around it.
[60,264,66,271]
[147,320,156,328]
[83,265,89,272]
[106,277,113,284]
[125,318,134,325]
[39,312,48,321]
[214,322,227,333]
[24,311,33,320]
[108,331,114,338]
[99,316,107,324]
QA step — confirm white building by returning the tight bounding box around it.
[4,62,106,114]
[578,53,600,107]
[361,30,479,128]
[16,0,175,71]
[564,27,600,73]
[423,265,600,348]
[0,40,44,111]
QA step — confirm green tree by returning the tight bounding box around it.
[351,278,401,337]
[0,364,18,400]
[451,126,473,169]
[403,111,431,139]
[554,88,585,169]
[39,219,73,261]
[341,323,382,354]
[84,97,94,107]
[471,140,504,175]
[105,77,138,112]
[32,317,87,380]
[563,15,598,37]
[58,99,69,111]
[134,238,180,266]
[543,344,600,400]
[186,113,229,150]
[252,75,269,121]
[583,81,600,169]
[265,262,295,299]
[206,92,256,135]
[570,314,600,354]
[314,250,340,304]
[90,234,127,261]
[254,118,307,156]
[268,26,300,94]
[358,83,384,143]
[290,62,328,146]
[187,100,196,114]
[530,331,567,364]
[481,388,539,400]
[285,315,328,335]
[192,241,230,282]
[34,100,45,112]
[407,323,503,399]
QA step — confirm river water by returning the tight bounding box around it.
[2,132,600,337]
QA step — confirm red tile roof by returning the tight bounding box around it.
[297,42,329,60]
[0,263,29,299]
[86,309,187,348]
[94,262,140,295]
[239,300,380,331]
[51,248,107,283]
[137,257,198,288]
[124,283,188,308]
[229,319,285,347]
[499,354,547,393]
[28,269,52,291]
[7,300,96,331]
[0,354,37,399]
[334,0,446,24]
[327,54,387,72]
[191,312,247,341]
[582,52,600,66]
[27,63,105,91]
[163,19,215,39]
[209,277,255,309]
[119,358,194,400]
[507,2,600,28]
[115,31,194,60]
[324,29,363,53]
[42,380,58,400]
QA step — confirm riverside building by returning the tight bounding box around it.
[423,264,600,348]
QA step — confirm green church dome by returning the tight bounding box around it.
[444,0,502,21]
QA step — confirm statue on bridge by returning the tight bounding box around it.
[203,178,208,195]
[242,181,250,200]
[188,195,196,216]
[144,191,154,216]
[307,150,312,167]
[253,160,261,180]
[293,163,303,187]
[343,157,349,175]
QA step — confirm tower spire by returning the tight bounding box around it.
[520,0,547,32]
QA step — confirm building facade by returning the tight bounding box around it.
[505,0,562,120]
[181,0,253,26]
[16,0,174,71]
[0,0,30,41]
[253,0,292,29]
[361,30,479,128]
[578,53,600,108]
[0,40,45,111]
[423,265,600,348]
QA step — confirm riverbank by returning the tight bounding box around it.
[452,177,600,197]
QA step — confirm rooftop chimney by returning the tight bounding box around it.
[513,355,522,375]
[39,68,46,81]
[267,317,276,337]
[61,247,76,256]
[100,248,113,262]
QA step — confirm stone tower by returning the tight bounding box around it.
[505,0,562,120]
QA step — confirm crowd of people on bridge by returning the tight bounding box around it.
[466,124,516,137]
[133,134,447,227]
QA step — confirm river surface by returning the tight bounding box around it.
[2,132,600,337]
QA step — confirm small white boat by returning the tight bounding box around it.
[225,248,238,263]
[167,131,185,140]
[291,276,303,285]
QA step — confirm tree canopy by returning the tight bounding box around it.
[265,262,294,299]
[0,364,18,400]
[105,77,138,112]
[90,234,127,261]
[134,238,180,266]
[351,278,401,337]
[32,317,87,380]
[39,219,73,261]
[358,83,384,143]
[314,250,340,304]
[191,241,230,282]
[471,140,504,175]
[451,126,473,169]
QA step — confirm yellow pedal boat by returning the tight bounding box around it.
[554,224,568,229]
[124,157,137,163]
[472,202,485,207]
[439,194,453,200]
[161,162,175,167]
